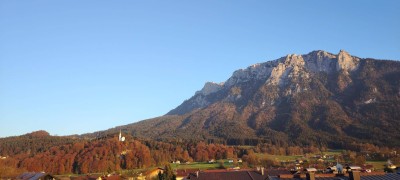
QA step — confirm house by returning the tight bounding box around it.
[304,168,317,172]
[325,155,335,159]
[146,167,164,179]
[185,168,268,180]
[265,169,292,177]
[386,164,397,169]
[326,166,337,173]
[268,169,400,180]
[385,160,397,169]
[360,164,373,173]
[173,160,181,164]
[16,172,56,180]
[294,164,302,170]
[346,165,362,172]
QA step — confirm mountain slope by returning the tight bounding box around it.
[99,50,400,148]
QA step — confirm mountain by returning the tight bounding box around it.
[97,50,400,148]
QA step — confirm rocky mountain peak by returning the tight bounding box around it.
[283,54,305,65]
[336,49,360,72]
[301,50,334,73]
[224,61,276,87]
[196,82,224,96]
[223,50,351,88]
[168,50,382,116]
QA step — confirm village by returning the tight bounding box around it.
[2,132,400,180]
[9,151,400,180]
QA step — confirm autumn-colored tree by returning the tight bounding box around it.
[242,150,259,167]
[353,155,366,166]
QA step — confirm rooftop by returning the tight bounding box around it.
[187,169,268,180]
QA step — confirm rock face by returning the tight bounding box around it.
[167,50,365,115]
[196,82,223,96]
[108,50,400,148]
[336,50,360,72]
[303,50,337,73]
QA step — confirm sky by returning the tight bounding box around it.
[0,1,399,137]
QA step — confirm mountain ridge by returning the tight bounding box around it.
[167,50,360,115]
[92,50,400,148]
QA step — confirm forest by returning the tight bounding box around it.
[0,130,399,177]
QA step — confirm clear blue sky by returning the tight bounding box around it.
[0,1,399,137]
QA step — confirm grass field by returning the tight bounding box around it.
[171,162,219,170]
[170,160,239,170]
[322,149,343,155]
[255,149,343,162]
[234,145,256,149]
[256,153,303,161]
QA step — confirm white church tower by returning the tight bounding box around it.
[119,130,125,142]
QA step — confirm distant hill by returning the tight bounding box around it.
[90,50,400,148]
[0,130,79,156]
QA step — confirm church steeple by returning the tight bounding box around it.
[119,130,125,142]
